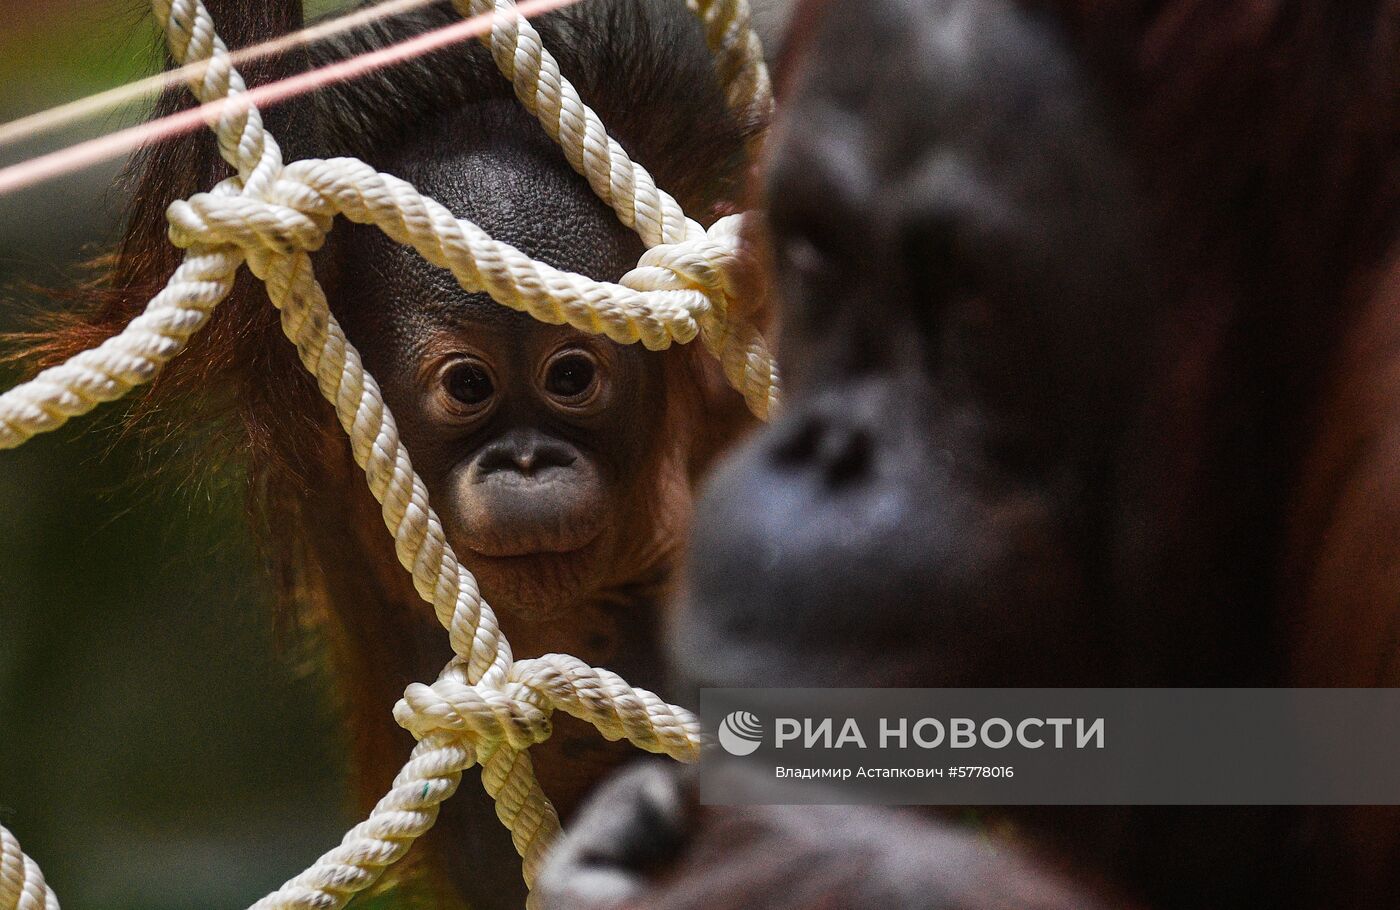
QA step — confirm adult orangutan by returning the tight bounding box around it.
[536,0,1400,907]
[25,0,769,906]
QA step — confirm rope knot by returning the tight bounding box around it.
[394,672,554,751]
[620,213,747,307]
[0,0,777,903]
[166,175,333,255]
[620,214,778,419]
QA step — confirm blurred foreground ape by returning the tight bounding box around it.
[539,0,1400,907]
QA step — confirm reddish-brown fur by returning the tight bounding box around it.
[1064,8,1400,893]
[13,1,764,902]
[537,1,1400,908]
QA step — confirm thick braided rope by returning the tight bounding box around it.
[454,0,778,416]
[167,163,783,417]
[0,0,770,904]
[236,244,704,904]
[454,0,699,248]
[689,0,774,133]
[0,0,777,448]
[624,213,778,417]
[243,244,561,900]
[0,0,290,896]
[0,244,240,448]
[0,0,285,450]
[171,162,710,350]
[0,829,57,910]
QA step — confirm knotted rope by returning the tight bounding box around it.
[0,0,777,907]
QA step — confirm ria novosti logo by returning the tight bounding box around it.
[717,710,764,756]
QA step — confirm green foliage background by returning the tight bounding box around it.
[0,2,361,907]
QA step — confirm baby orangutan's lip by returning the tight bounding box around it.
[458,520,603,558]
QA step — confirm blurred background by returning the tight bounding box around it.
[0,1,359,907]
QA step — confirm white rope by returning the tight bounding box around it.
[688,0,774,135]
[0,0,773,905]
[451,0,777,415]
[0,829,57,910]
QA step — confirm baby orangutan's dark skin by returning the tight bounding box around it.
[31,1,765,906]
[338,121,691,626]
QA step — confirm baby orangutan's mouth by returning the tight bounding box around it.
[457,513,605,558]
[451,465,611,560]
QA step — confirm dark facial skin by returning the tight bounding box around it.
[282,4,765,905]
[533,0,1395,907]
[37,1,761,907]
[338,103,686,620]
[40,0,1393,905]
[538,2,1163,902]
[682,0,1157,691]
[330,103,709,909]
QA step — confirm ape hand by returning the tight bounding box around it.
[536,762,1125,910]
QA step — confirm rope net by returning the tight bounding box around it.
[0,0,778,907]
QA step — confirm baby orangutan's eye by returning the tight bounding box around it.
[544,352,599,401]
[444,359,495,406]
